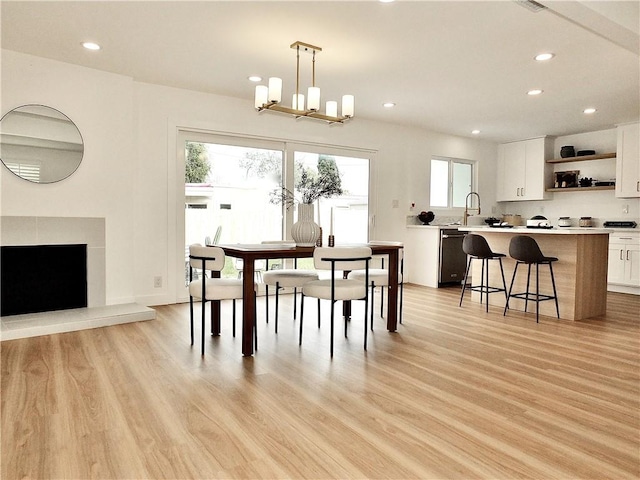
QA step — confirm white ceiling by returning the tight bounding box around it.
[2,0,638,143]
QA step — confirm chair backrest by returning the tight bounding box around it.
[462,234,494,258]
[509,235,545,263]
[189,244,225,271]
[314,246,372,271]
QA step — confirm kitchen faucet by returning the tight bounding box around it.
[463,192,481,225]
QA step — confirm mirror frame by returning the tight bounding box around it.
[0,104,84,184]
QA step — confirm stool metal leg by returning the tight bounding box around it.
[498,258,508,301]
[549,262,560,318]
[525,264,532,314]
[535,263,540,323]
[459,256,473,307]
[504,262,519,316]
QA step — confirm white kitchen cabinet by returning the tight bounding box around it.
[405,226,441,287]
[608,231,640,295]
[497,137,553,202]
[616,123,640,198]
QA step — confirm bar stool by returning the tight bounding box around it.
[503,235,560,323]
[459,234,508,312]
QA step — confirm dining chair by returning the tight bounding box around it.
[346,243,405,328]
[261,241,319,333]
[300,246,372,356]
[188,244,254,355]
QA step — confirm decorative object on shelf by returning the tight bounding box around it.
[328,234,335,247]
[254,41,354,125]
[554,170,579,188]
[291,203,320,246]
[560,146,575,158]
[418,211,435,225]
[579,217,593,227]
[316,227,323,247]
[579,177,593,187]
[577,149,596,156]
[558,217,572,227]
[484,217,501,225]
[595,180,615,186]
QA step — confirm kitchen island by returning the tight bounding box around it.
[459,227,611,320]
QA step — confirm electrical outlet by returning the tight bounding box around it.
[623,204,629,214]
[154,276,162,288]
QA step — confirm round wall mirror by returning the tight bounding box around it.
[0,104,84,183]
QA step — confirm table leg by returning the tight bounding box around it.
[211,271,221,335]
[241,259,255,356]
[386,250,399,331]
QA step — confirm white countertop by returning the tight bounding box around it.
[406,224,460,230]
[459,226,613,235]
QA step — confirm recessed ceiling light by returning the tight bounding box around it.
[248,75,262,82]
[379,0,395,3]
[534,53,554,61]
[383,102,396,108]
[583,107,597,114]
[82,42,101,51]
[527,89,543,96]
[471,130,480,135]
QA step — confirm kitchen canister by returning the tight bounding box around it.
[579,216,593,227]
[558,217,571,227]
[502,214,522,226]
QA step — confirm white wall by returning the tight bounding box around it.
[2,50,498,306]
[1,50,136,305]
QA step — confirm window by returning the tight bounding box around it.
[429,157,475,208]
[176,130,373,295]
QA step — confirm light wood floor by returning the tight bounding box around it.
[2,285,639,479]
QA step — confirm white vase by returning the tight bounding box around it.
[291,203,320,247]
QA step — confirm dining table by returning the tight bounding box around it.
[213,242,403,356]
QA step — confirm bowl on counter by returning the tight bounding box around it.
[417,210,435,225]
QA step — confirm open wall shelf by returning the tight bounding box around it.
[546,185,615,192]
[546,152,616,164]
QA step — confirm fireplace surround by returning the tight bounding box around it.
[0,216,105,309]
[1,216,155,340]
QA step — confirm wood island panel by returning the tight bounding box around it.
[467,231,609,320]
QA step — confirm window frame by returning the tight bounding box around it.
[429,156,477,210]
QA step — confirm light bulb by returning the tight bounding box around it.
[268,77,282,103]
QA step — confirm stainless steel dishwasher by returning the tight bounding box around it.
[439,228,467,286]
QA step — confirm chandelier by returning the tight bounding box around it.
[254,41,354,125]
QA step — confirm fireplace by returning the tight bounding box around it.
[1,244,88,316]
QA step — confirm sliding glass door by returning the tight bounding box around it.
[177,130,372,297]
